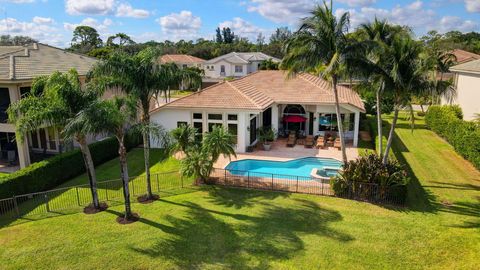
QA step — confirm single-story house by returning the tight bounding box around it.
[203,52,280,79]
[447,59,480,121]
[150,70,365,153]
[0,43,97,169]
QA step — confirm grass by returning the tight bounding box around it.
[0,119,479,269]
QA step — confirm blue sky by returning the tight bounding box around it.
[0,0,479,47]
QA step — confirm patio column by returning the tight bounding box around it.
[9,86,31,168]
[353,111,360,147]
[271,105,279,137]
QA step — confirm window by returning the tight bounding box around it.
[177,121,188,128]
[20,87,31,98]
[29,131,39,148]
[318,113,345,131]
[228,123,238,144]
[235,65,243,73]
[220,65,225,73]
[227,114,238,121]
[208,113,223,120]
[182,64,187,68]
[208,123,223,132]
[47,127,57,150]
[193,122,203,142]
[193,113,203,119]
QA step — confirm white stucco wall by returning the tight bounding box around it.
[203,60,249,78]
[449,72,480,121]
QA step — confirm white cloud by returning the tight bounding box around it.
[336,1,478,34]
[219,17,267,41]
[32,16,54,24]
[246,0,316,23]
[63,18,113,32]
[465,0,480,13]
[336,0,376,7]
[65,0,115,15]
[0,17,64,46]
[438,16,477,32]
[157,10,202,40]
[116,3,149,18]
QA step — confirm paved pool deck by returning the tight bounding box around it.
[215,138,359,169]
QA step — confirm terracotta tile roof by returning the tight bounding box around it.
[452,49,480,64]
[159,54,205,64]
[152,70,365,112]
[450,59,480,74]
[204,52,280,64]
[0,43,97,81]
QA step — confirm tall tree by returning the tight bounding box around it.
[215,27,223,43]
[90,48,201,201]
[222,27,235,44]
[0,35,38,46]
[8,70,104,211]
[70,26,103,54]
[282,1,358,164]
[106,33,135,47]
[67,97,137,221]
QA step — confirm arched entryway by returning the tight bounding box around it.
[282,104,307,135]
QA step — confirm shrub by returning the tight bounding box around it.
[330,154,409,204]
[425,105,480,170]
[0,135,140,199]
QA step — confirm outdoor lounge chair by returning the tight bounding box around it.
[315,136,325,149]
[305,135,314,148]
[334,137,341,150]
[286,133,296,147]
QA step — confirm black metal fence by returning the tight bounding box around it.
[0,171,193,222]
[210,168,405,205]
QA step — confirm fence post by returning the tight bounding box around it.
[44,193,50,212]
[296,176,299,193]
[271,174,274,190]
[247,171,250,188]
[76,187,81,206]
[156,174,160,192]
[105,182,109,201]
[12,196,19,217]
[224,169,227,184]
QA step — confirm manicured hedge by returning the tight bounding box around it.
[425,105,480,170]
[0,135,141,199]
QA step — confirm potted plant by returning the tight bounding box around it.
[257,127,276,151]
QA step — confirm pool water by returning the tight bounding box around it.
[225,157,343,179]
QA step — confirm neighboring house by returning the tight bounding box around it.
[150,70,365,153]
[0,43,97,169]
[446,59,480,121]
[439,49,480,81]
[159,54,205,69]
[203,52,280,79]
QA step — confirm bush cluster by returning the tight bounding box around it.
[425,105,480,170]
[330,154,409,204]
[0,135,140,199]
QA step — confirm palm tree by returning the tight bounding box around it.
[89,48,201,201]
[425,48,457,104]
[8,70,104,211]
[282,1,359,164]
[356,19,407,156]
[66,96,138,221]
[170,124,197,155]
[381,37,429,164]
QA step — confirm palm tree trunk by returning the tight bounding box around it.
[376,82,384,156]
[382,106,399,164]
[332,76,348,164]
[142,116,153,199]
[118,136,133,220]
[77,135,100,209]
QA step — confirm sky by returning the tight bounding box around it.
[0,0,479,48]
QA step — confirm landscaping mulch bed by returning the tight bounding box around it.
[116,213,140,224]
[83,202,109,214]
[137,194,160,204]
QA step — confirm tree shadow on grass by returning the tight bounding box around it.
[129,194,352,269]
[205,185,290,209]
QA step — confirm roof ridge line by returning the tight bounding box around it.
[298,73,350,103]
[226,80,263,109]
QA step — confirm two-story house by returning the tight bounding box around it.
[203,52,280,79]
[0,43,97,170]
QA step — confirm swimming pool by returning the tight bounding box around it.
[225,157,343,179]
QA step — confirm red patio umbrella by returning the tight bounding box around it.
[283,115,307,123]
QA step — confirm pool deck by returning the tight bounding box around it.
[215,138,358,169]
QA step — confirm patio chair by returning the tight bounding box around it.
[315,136,325,149]
[286,133,296,147]
[305,135,314,148]
[334,137,341,150]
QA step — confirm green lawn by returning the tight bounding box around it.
[0,118,479,269]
